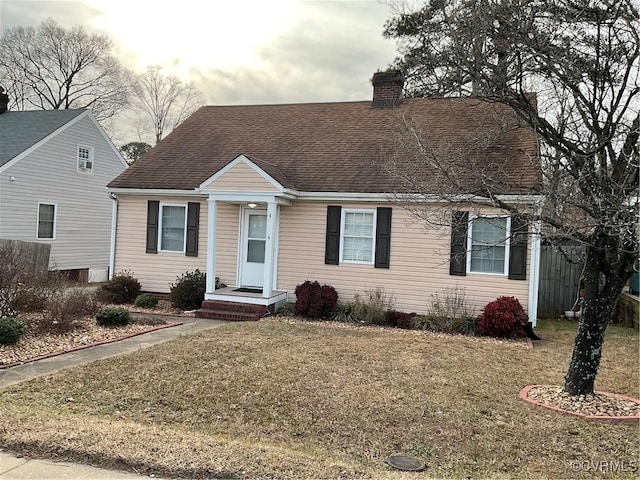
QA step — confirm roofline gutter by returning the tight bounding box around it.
[107,187,542,204]
[107,188,206,196]
[292,191,543,204]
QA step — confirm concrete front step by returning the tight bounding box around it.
[196,300,267,321]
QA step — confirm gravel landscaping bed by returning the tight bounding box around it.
[0,304,187,367]
[0,317,171,367]
[525,384,640,418]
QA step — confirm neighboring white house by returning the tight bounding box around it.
[0,107,128,282]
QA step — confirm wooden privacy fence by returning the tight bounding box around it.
[0,239,51,272]
[537,243,585,319]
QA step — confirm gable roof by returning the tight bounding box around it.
[0,109,86,167]
[109,98,541,195]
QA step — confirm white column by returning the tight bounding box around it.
[528,218,542,326]
[262,201,277,298]
[205,198,217,295]
[108,194,118,280]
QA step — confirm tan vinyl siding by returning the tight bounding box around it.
[277,201,530,315]
[113,196,238,293]
[0,114,126,270]
[214,202,240,287]
[203,163,279,192]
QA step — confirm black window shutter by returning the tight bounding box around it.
[325,206,341,265]
[450,211,468,276]
[374,207,392,268]
[146,200,159,254]
[185,202,200,257]
[508,214,528,280]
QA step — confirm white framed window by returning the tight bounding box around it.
[36,203,56,240]
[159,204,187,252]
[340,209,376,264]
[77,145,94,173]
[467,215,511,275]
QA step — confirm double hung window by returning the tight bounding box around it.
[468,216,509,274]
[37,203,56,239]
[341,210,376,264]
[160,204,186,252]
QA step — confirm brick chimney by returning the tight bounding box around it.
[372,70,404,108]
[0,85,8,114]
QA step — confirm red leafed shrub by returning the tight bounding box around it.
[294,280,338,319]
[478,296,528,338]
[385,310,416,329]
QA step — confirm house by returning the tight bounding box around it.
[0,102,128,282]
[107,71,543,323]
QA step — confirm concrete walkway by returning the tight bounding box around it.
[0,451,150,479]
[0,315,227,478]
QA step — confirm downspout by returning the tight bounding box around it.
[527,201,543,326]
[109,192,118,280]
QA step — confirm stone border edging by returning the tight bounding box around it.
[0,322,182,370]
[520,384,640,423]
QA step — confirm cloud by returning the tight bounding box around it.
[191,1,398,105]
[0,1,103,30]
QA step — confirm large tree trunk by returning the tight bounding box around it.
[563,233,631,396]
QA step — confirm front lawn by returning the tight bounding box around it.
[0,318,637,479]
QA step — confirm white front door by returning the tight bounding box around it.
[240,209,267,287]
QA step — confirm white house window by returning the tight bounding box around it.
[77,145,94,173]
[159,204,186,252]
[37,203,56,239]
[341,210,376,264]
[468,216,510,274]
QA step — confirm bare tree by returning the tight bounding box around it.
[132,66,203,144]
[0,18,131,121]
[384,0,639,395]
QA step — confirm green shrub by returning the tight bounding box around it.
[98,271,141,304]
[455,316,478,336]
[0,317,27,344]
[95,306,131,327]
[276,301,295,316]
[331,302,360,323]
[170,269,206,310]
[412,314,440,331]
[134,293,159,308]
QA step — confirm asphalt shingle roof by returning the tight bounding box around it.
[108,98,541,194]
[0,109,86,167]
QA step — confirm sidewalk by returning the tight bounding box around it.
[0,316,225,389]
[0,315,227,478]
[0,451,153,479]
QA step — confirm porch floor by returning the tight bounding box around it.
[205,286,288,306]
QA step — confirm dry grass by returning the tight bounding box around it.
[0,318,638,479]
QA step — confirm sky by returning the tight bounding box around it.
[0,0,401,108]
